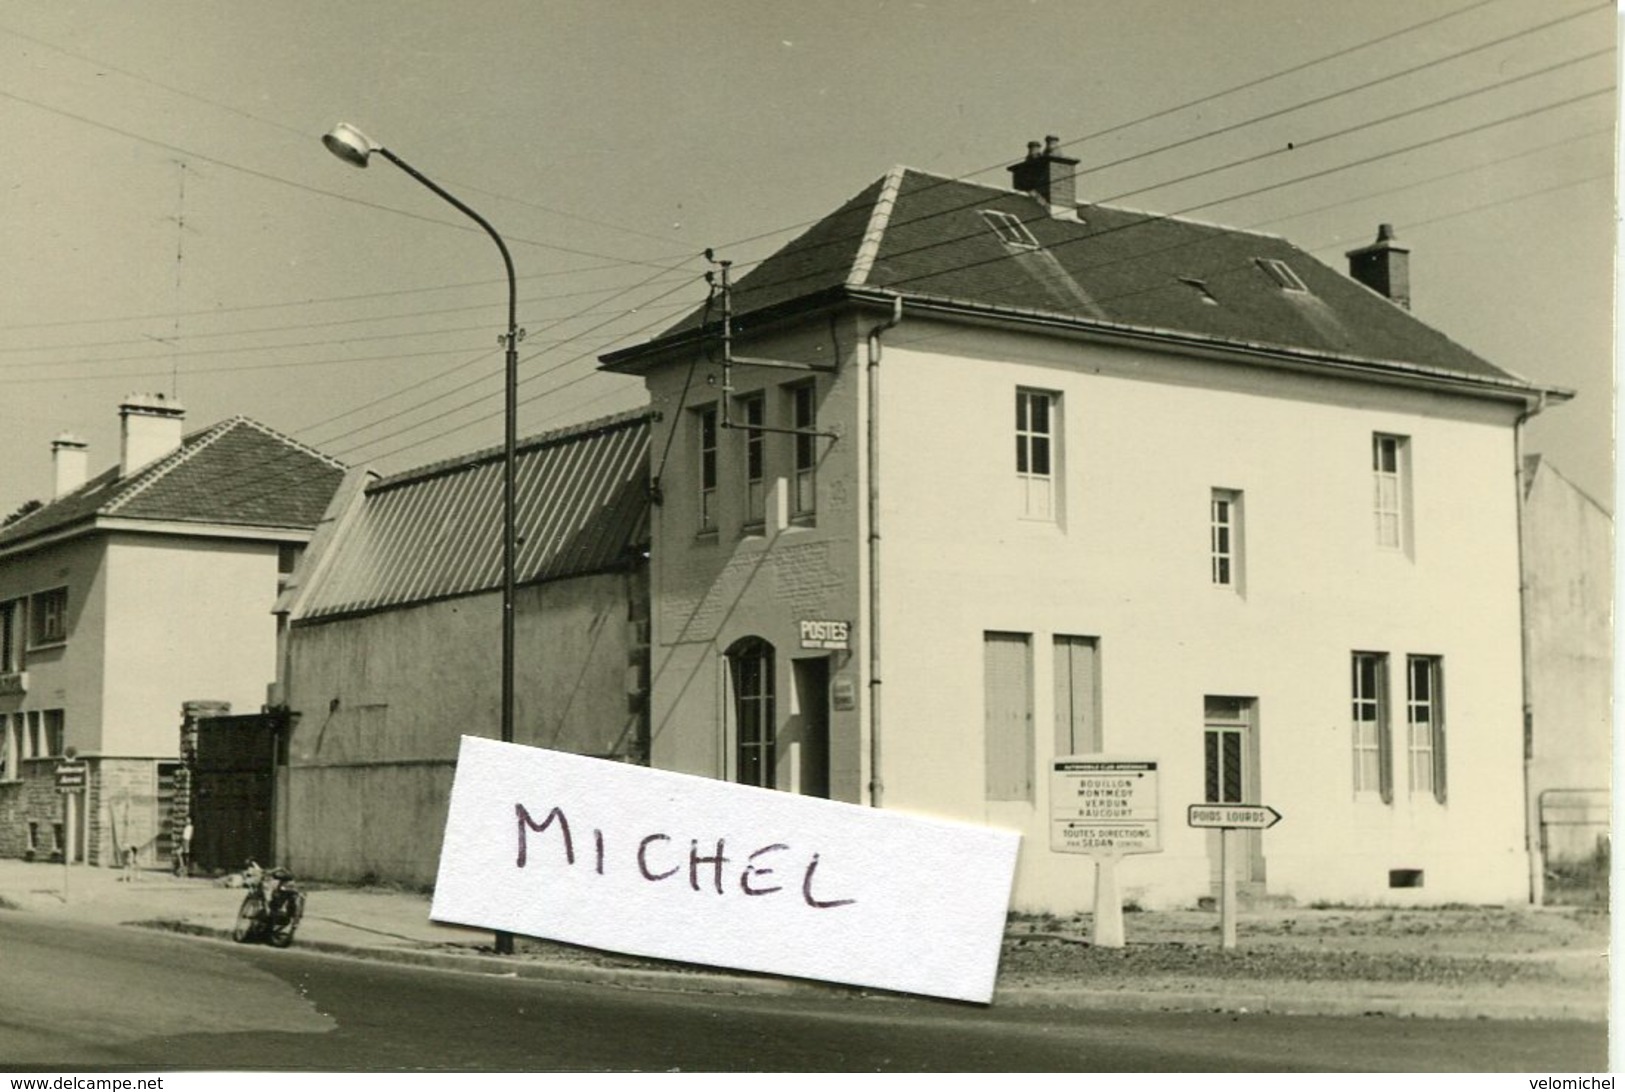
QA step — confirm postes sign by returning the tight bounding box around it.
[798,619,849,650]
[1050,757,1161,856]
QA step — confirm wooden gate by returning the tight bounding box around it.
[192,712,281,873]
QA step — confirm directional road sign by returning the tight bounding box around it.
[1051,758,1161,856]
[1186,803,1282,830]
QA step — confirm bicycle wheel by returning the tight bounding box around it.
[268,891,304,949]
[232,891,264,943]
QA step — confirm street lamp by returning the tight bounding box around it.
[323,122,520,955]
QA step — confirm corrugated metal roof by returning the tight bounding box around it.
[296,410,650,621]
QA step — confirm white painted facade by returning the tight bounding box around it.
[632,307,1535,911]
[873,320,1528,910]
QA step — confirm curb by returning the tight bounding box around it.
[131,919,1608,1022]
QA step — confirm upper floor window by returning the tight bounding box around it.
[696,407,718,534]
[1016,389,1057,521]
[28,588,67,648]
[0,599,20,672]
[1373,433,1409,550]
[1407,655,1446,803]
[790,383,817,522]
[1352,652,1393,803]
[42,709,63,758]
[1210,489,1243,590]
[740,394,766,531]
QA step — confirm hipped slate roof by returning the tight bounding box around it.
[0,417,345,552]
[603,166,1549,397]
[292,410,650,622]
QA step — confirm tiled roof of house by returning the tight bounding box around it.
[0,417,346,551]
[604,165,1545,394]
[292,410,650,621]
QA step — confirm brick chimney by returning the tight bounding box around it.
[119,393,186,477]
[51,433,88,499]
[1345,223,1411,310]
[1008,134,1079,214]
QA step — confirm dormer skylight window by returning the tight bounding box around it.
[981,210,1041,250]
[1178,276,1219,306]
[1257,257,1308,292]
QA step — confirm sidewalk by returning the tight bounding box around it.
[0,858,1606,1021]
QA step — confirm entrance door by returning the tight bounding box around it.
[789,658,831,798]
[1203,696,1264,891]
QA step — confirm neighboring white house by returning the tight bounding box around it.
[0,394,344,868]
[600,136,1572,911]
[1521,454,1612,877]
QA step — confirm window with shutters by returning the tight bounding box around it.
[1407,655,1446,802]
[1352,652,1393,802]
[984,632,1034,801]
[1053,635,1101,755]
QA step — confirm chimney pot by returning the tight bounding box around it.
[1345,223,1411,310]
[1008,134,1081,216]
[119,393,186,477]
[50,433,89,500]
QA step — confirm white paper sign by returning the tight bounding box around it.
[431,737,1021,1003]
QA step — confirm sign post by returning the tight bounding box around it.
[1186,803,1282,950]
[55,756,86,904]
[1051,758,1161,948]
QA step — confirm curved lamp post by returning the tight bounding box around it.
[323,122,519,955]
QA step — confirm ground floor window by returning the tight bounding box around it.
[1203,696,1253,804]
[728,638,776,789]
[1406,655,1446,802]
[1352,652,1392,802]
[984,632,1034,801]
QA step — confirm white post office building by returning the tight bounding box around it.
[601,137,1568,911]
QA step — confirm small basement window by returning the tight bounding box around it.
[981,210,1040,249]
[1388,868,1424,889]
[1257,257,1308,292]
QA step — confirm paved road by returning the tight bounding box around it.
[0,915,1606,1072]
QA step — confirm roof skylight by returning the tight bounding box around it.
[981,210,1040,249]
[1256,258,1308,293]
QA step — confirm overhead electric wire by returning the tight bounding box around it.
[1080,2,1605,183]
[0,274,695,355]
[1100,44,1613,205]
[5,1,1604,517]
[96,140,1606,527]
[677,25,1613,306]
[0,21,694,253]
[705,0,1554,256]
[0,84,690,271]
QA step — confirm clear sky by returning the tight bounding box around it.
[0,0,1614,521]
